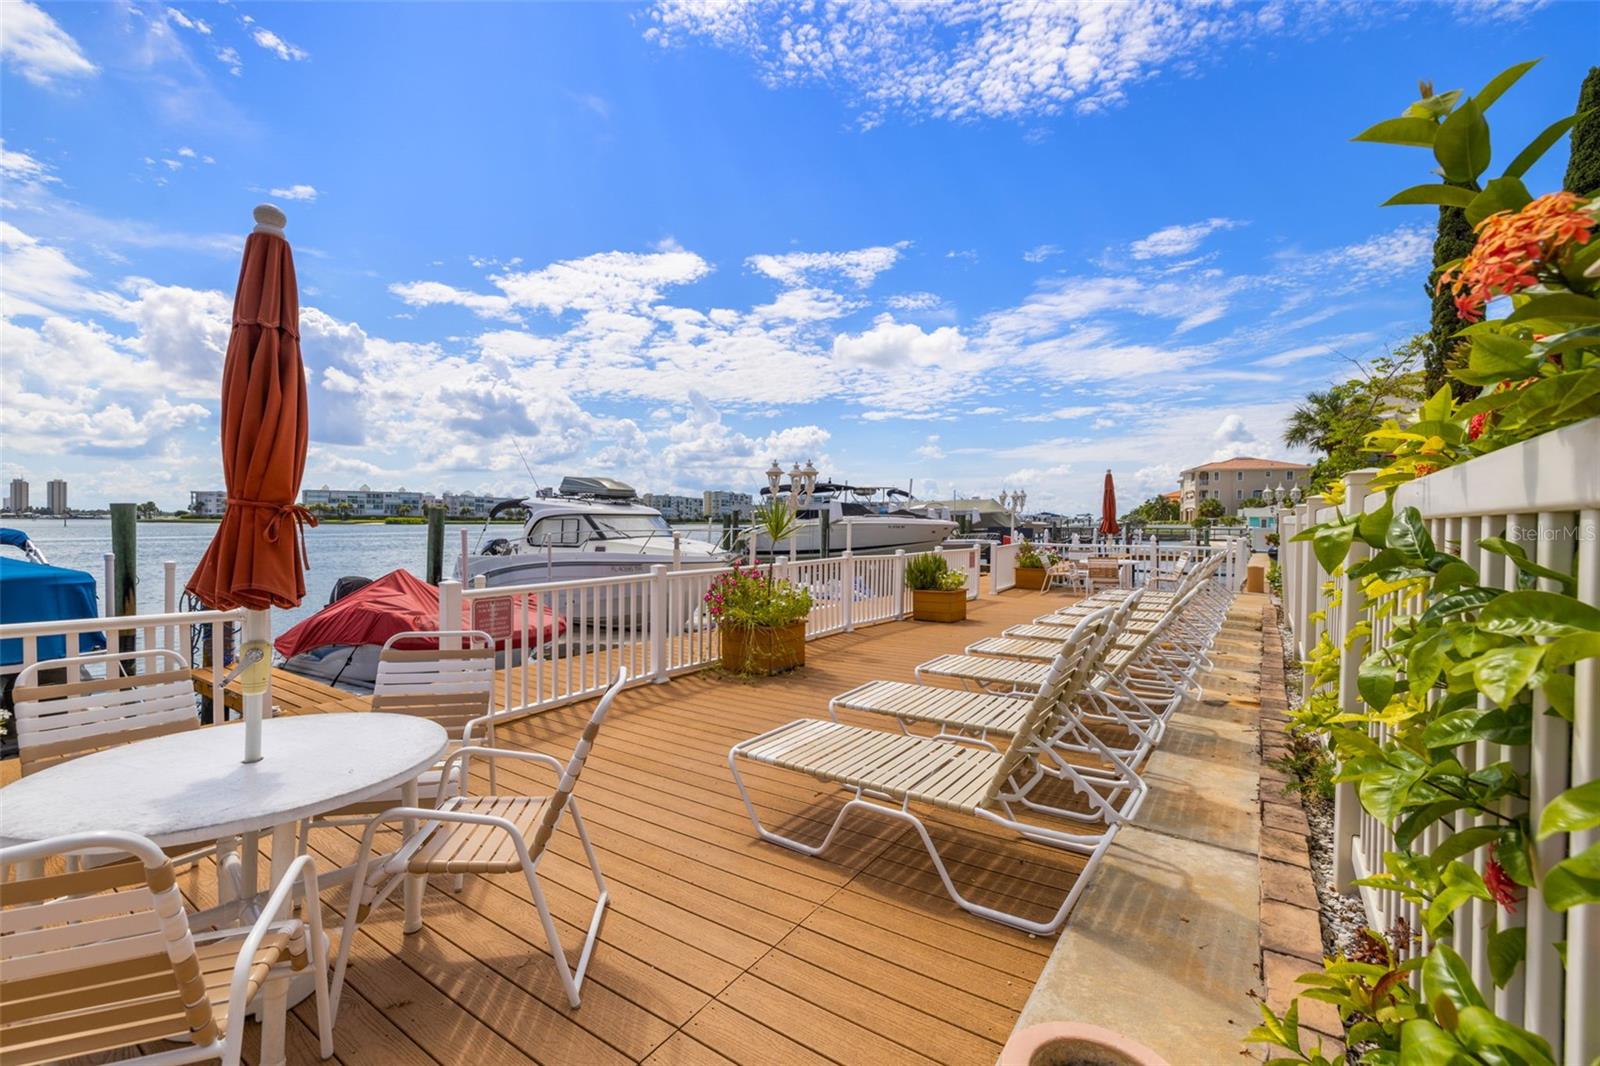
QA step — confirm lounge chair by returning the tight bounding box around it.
[331,669,625,1013]
[1149,551,1192,591]
[729,616,1142,934]
[0,831,334,1066]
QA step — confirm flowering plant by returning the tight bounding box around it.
[1014,542,1045,569]
[702,562,812,630]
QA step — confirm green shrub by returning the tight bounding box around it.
[905,553,968,591]
[1014,542,1045,569]
[702,563,812,630]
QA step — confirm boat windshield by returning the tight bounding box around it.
[587,514,671,539]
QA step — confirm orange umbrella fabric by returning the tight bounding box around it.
[1098,469,1120,538]
[186,206,316,611]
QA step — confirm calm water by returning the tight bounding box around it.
[5,518,447,636]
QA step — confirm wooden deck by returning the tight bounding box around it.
[12,588,1130,1065]
[277,589,1094,1065]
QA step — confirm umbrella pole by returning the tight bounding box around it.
[240,607,273,763]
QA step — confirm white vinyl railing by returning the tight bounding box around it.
[1277,418,1598,1064]
[991,541,1019,593]
[453,547,976,720]
[1036,537,1251,590]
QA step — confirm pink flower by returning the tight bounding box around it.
[1484,846,1522,914]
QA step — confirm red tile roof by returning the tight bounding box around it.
[1182,456,1311,474]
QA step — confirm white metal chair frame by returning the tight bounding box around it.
[0,831,333,1066]
[329,669,625,1015]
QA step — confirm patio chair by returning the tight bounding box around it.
[0,831,334,1066]
[1045,558,1083,594]
[299,630,498,851]
[11,650,239,894]
[330,669,625,1014]
[1081,557,1125,594]
[729,617,1142,935]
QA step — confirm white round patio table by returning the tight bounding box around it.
[0,714,447,852]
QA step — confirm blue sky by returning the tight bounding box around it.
[2,1,1594,513]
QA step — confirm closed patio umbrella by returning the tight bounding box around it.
[1098,469,1120,540]
[185,204,316,763]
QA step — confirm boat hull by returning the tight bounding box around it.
[750,517,957,558]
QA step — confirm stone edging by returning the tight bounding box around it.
[1257,601,1346,1058]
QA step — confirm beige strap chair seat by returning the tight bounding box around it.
[914,653,1050,692]
[0,833,334,1066]
[829,680,1032,737]
[731,613,1143,935]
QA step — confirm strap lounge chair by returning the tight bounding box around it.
[330,669,625,1014]
[0,831,334,1066]
[729,617,1143,935]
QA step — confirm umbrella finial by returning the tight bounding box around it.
[253,203,287,236]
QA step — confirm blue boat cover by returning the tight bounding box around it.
[0,528,30,549]
[0,556,107,666]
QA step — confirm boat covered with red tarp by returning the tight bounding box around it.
[275,569,564,692]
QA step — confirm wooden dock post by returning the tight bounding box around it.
[426,504,446,585]
[819,510,831,559]
[110,503,138,662]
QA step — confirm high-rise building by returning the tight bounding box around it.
[702,490,753,519]
[46,479,67,515]
[7,478,29,513]
[640,493,703,521]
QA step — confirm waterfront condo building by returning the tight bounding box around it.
[1178,457,1312,520]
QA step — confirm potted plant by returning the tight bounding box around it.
[1013,541,1049,591]
[708,501,813,675]
[905,553,969,622]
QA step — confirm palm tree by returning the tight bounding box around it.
[1282,388,1353,455]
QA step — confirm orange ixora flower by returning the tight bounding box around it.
[1438,192,1597,322]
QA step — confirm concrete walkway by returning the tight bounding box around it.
[1010,591,1287,1063]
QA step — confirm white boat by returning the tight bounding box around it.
[749,484,957,558]
[459,477,731,589]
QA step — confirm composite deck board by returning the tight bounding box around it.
[17,584,1220,1064]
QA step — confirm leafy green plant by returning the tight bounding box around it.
[744,499,799,550]
[1269,732,1337,804]
[1015,541,1045,569]
[1267,561,1282,596]
[702,563,812,630]
[1252,61,1600,1066]
[905,553,968,591]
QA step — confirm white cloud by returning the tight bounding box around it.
[216,46,241,76]
[915,435,945,461]
[0,0,97,87]
[1254,331,1379,368]
[0,140,57,184]
[389,280,518,322]
[165,8,211,35]
[1017,405,1100,423]
[644,1,1443,125]
[747,244,906,288]
[832,314,968,370]
[885,291,943,312]
[1130,218,1241,260]
[251,27,308,62]
[177,146,197,158]
[1023,243,1062,263]
[269,184,319,202]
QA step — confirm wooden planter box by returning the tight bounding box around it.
[720,620,806,676]
[910,588,967,623]
[1015,567,1048,591]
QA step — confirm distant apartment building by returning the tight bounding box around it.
[702,490,753,519]
[641,493,703,521]
[7,478,29,513]
[1178,457,1311,520]
[189,490,227,516]
[441,492,501,517]
[46,479,68,515]
[302,485,426,517]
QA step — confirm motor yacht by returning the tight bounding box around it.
[459,477,731,588]
[749,484,957,558]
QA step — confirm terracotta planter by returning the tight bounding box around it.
[910,587,967,623]
[1015,567,1049,591]
[719,620,806,675]
[998,1023,1168,1066]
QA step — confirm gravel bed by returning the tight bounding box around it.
[1273,602,1369,960]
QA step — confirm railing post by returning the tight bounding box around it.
[841,551,855,632]
[1300,495,1328,700]
[893,550,907,620]
[649,564,668,683]
[439,580,462,650]
[1333,470,1376,893]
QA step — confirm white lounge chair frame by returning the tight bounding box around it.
[730,615,1143,935]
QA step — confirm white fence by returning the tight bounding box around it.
[1037,537,1251,591]
[1278,419,1598,1064]
[451,546,983,719]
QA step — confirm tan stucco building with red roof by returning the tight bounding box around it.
[1178,456,1311,520]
